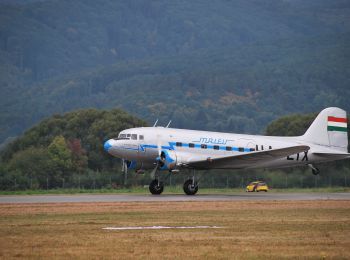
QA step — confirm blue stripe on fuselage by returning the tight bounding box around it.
[138,142,253,153]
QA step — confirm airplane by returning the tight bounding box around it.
[104,107,349,195]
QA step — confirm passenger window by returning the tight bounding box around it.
[226,146,232,151]
[250,148,255,152]
[269,146,272,150]
[176,142,182,147]
[238,147,244,152]
[213,145,219,150]
[139,135,144,140]
[127,134,131,138]
[201,144,207,149]
[189,143,195,148]
[131,134,137,140]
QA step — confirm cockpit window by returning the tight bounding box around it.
[116,133,130,140]
[131,134,137,140]
[139,135,144,140]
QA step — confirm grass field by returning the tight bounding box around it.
[0,200,350,259]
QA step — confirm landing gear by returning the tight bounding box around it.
[312,168,320,175]
[308,164,320,175]
[183,169,199,195]
[149,179,164,195]
[183,179,198,195]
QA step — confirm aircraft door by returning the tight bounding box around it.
[238,138,257,151]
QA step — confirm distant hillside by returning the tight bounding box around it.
[1,0,350,143]
[4,34,350,139]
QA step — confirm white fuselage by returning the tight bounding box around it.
[104,127,339,171]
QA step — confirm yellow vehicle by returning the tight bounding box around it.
[246,181,269,192]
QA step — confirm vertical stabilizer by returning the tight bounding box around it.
[302,107,348,152]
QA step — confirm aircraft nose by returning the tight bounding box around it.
[104,139,112,152]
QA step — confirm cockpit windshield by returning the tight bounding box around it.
[116,133,143,140]
[116,133,129,140]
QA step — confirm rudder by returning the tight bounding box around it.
[302,107,348,152]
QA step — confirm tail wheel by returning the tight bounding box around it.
[149,179,164,195]
[183,179,198,195]
[312,168,320,175]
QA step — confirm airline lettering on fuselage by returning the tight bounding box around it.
[287,151,309,161]
[193,137,233,145]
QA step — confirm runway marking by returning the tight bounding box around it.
[102,226,222,230]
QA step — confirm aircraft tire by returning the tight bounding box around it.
[149,179,164,195]
[183,179,198,195]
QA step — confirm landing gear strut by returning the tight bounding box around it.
[149,179,164,195]
[308,164,320,175]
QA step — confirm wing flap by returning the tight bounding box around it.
[188,145,310,169]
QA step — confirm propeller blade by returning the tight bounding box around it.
[156,136,162,157]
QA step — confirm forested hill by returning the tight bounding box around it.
[1,0,350,144]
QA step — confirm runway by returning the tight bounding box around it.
[0,192,349,203]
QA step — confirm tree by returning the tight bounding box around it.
[6,147,52,189]
[48,136,73,183]
[67,138,88,175]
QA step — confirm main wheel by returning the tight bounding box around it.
[183,179,198,195]
[149,179,164,195]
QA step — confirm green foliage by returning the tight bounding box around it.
[266,113,317,136]
[1,0,350,142]
[48,136,73,179]
[0,108,146,189]
[6,147,52,189]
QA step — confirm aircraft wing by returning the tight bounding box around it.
[186,145,310,169]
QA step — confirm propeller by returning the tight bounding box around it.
[156,136,162,157]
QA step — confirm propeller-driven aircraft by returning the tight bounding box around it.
[104,107,349,195]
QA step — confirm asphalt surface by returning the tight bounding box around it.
[0,192,349,203]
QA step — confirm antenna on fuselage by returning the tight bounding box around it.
[153,119,159,127]
[165,120,172,128]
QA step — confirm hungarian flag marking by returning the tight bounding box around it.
[327,116,347,132]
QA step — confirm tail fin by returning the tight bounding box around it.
[302,107,348,152]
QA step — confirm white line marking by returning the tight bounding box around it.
[102,226,222,230]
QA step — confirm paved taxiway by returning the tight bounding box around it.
[0,193,349,203]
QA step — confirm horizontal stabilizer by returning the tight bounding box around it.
[313,152,350,160]
[188,145,310,169]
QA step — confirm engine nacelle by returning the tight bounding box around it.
[159,150,177,171]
